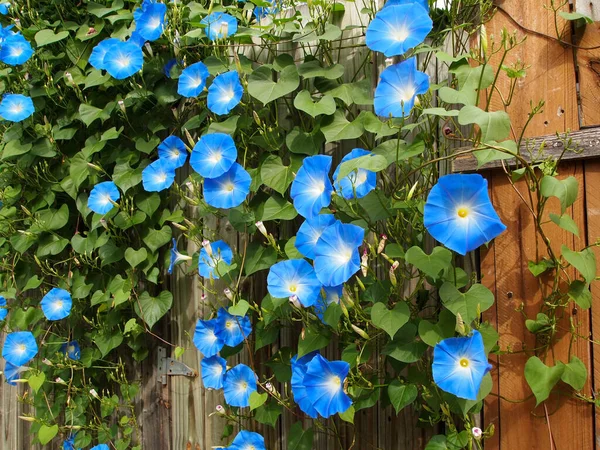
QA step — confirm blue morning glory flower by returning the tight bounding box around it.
[201,12,238,41]
[127,31,146,47]
[168,238,192,275]
[366,3,432,57]
[0,295,7,321]
[0,34,33,65]
[41,287,72,321]
[204,162,251,209]
[61,341,81,361]
[133,0,154,22]
[90,446,109,450]
[135,2,167,41]
[4,361,25,386]
[158,136,187,169]
[142,159,176,192]
[385,0,429,10]
[432,330,492,400]
[314,285,343,322]
[290,155,334,219]
[254,0,278,20]
[374,57,429,118]
[333,148,377,199]
[229,431,266,450]
[207,71,243,115]
[198,240,233,279]
[313,221,364,286]
[103,41,144,79]
[423,174,506,255]
[201,355,227,389]
[190,133,237,179]
[89,38,121,70]
[291,352,319,418]
[223,363,257,407]
[63,434,79,450]
[177,61,210,98]
[2,331,38,366]
[302,354,352,418]
[295,214,337,260]
[267,259,322,307]
[0,3,10,15]
[0,94,34,122]
[163,58,179,78]
[193,318,225,357]
[215,308,252,347]
[87,181,120,215]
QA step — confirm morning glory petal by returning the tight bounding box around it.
[290,155,334,219]
[2,331,38,366]
[223,363,257,407]
[204,162,251,209]
[302,354,352,418]
[0,94,34,122]
[135,2,167,41]
[207,71,244,115]
[198,240,233,279]
[177,61,210,98]
[229,431,266,450]
[88,181,120,215]
[89,38,120,70]
[295,214,337,259]
[313,221,364,286]
[333,148,377,199]
[103,41,144,79]
[142,159,176,192]
[215,308,252,347]
[201,355,227,389]
[193,318,226,357]
[267,259,322,307]
[0,34,33,65]
[190,132,237,178]
[200,12,238,41]
[40,287,72,320]
[158,136,187,169]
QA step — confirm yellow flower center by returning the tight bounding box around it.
[225,320,234,329]
[224,182,235,192]
[289,284,297,293]
[54,300,63,310]
[331,376,341,387]
[457,207,469,219]
[18,344,26,354]
[459,358,470,368]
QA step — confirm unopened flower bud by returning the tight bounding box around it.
[144,42,153,57]
[55,377,65,384]
[90,388,99,399]
[377,234,387,254]
[389,261,399,287]
[202,240,212,256]
[265,382,276,394]
[172,222,188,231]
[224,288,233,300]
[42,358,52,366]
[255,221,268,238]
[289,295,301,308]
[407,181,418,200]
[341,288,354,308]
[87,27,96,36]
[480,23,488,54]
[118,99,126,114]
[216,404,225,413]
[351,324,370,340]
[472,427,483,440]
[64,72,73,84]
[360,249,368,277]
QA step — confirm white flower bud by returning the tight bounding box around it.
[89,388,99,399]
[202,239,212,256]
[42,358,52,366]
[215,404,225,413]
[377,235,387,254]
[472,427,483,440]
[289,295,301,308]
[64,72,73,84]
[265,382,276,394]
[360,249,368,277]
[255,221,268,238]
[224,288,233,300]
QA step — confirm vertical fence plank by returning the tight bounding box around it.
[574,0,600,127]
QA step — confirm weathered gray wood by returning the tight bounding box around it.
[451,127,600,172]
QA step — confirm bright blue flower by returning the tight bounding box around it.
[207,70,243,115]
[0,94,34,122]
[267,259,321,307]
[254,0,278,20]
[133,0,155,21]
[168,238,191,275]
[163,58,179,78]
[215,308,252,348]
[142,159,176,192]
[89,38,120,70]
[158,136,187,169]
[432,330,492,400]
[384,0,429,10]
[366,3,432,57]
[229,431,266,450]
[333,148,377,199]
[41,288,72,321]
[2,331,38,366]
[290,155,334,219]
[90,446,109,450]
[374,57,429,118]
[177,61,210,98]
[4,361,25,386]
[302,354,352,418]
[223,363,257,407]
[61,341,81,361]
[424,174,506,255]
[314,285,343,322]
[0,3,10,15]
[204,162,251,209]
[295,214,337,260]
[201,355,227,389]
[198,240,233,279]
[313,221,364,286]
[63,434,79,450]
[0,25,15,44]
[201,12,238,41]
[0,295,7,321]
[190,132,237,179]
[0,34,33,65]
[128,30,147,47]
[135,2,167,41]
[103,41,144,79]
[87,181,120,215]
[291,352,319,418]
[193,318,225,357]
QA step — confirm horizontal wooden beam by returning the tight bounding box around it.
[451,127,600,172]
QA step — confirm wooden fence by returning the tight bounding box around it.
[3,0,600,449]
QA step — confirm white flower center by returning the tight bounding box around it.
[101,194,112,205]
[17,344,26,354]
[156,172,167,183]
[238,381,248,391]
[393,26,410,42]
[191,77,203,88]
[118,56,131,68]
[349,170,368,186]
[221,89,235,102]
[209,151,222,163]
[211,363,223,375]
[53,300,63,310]
[11,46,23,56]
[11,103,23,113]
[170,149,180,158]
[398,86,416,103]
[333,246,353,265]
[309,181,325,196]
[327,375,342,393]
[148,17,161,30]
[224,182,235,193]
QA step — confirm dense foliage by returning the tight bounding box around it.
[0,0,596,449]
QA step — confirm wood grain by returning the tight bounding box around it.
[574,0,600,127]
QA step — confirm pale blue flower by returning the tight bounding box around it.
[88,181,120,215]
[177,61,210,98]
[0,295,7,321]
[313,221,364,286]
[201,355,227,389]
[0,34,33,65]
[198,240,233,279]
[41,288,72,321]
[302,354,352,418]
[333,148,377,199]
[2,331,38,366]
[90,445,109,450]
[89,38,120,70]
[190,132,237,179]
[142,159,176,192]
[201,12,238,41]
[291,352,319,418]
[135,2,167,41]
[290,155,333,219]
[295,214,337,259]
[61,341,81,361]
[267,259,321,307]
[103,41,144,79]
[4,361,26,386]
[223,364,257,407]
[158,136,187,169]
[215,308,252,347]
[0,3,10,15]
[168,238,192,274]
[254,0,278,20]
[63,434,79,450]
[207,71,243,115]
[0,94,34,122]
[229,431,266,450]
[193,318,225,357]
[423,174,506,255]
[204,163,251,209]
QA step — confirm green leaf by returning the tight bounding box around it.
[473,140,517,168]
[228,300,250,317]
[337,154,389,180]
[549,213,579,236]
[2,140,32,159]
[244,243,277,275]
[568,280,592,309]
[134,291,173,329]
[418,309,456,347]
[38,424,59,445]
[30,204,69,232]
[298,327,330,357]
[370,302,410,338]
[540,176,578,214]
[257,195,298,221]
[35,29,69,46]
[248,65,299,105]
[28,372,45,393]
[383,340,427,363]
[528,259,555,277]
[297,61,344,79]
[79,103,111,126]
[125,247,148,268]
[422,107,460,117]
[561,245,596,284]
[559,356,587,390]
[320,110,364,143]
[143,226,172,253]
[424,435,448,450]
[260,155,295,194]
[439,282,495,324]
[404,246,452,280]
[286,127,324,155]
[94,330,123,357]
[284,237,304,259]
[254,401,282,428]
[458,106,511,142]
[293,90,336,118]
[559,11,594,23]
[388,381,418,414]
[287,422,314,450]
[249,391,268,411]
[524,356,564,405]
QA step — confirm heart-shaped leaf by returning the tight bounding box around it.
[404,246,452,280]
[38,424,59,445]
[125,247,148,268]
[561,245,596,284]
[388,381,418,414]
[525,356,564,406]
[371,302,410,338]
[249,391,268,411]
[134,291,173,329]
[439,282,494,324]
[28,372,45,393]
[248,65,299,105]
[293,90,336,118]
[540,176,578,214]
[35,29,69,47]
